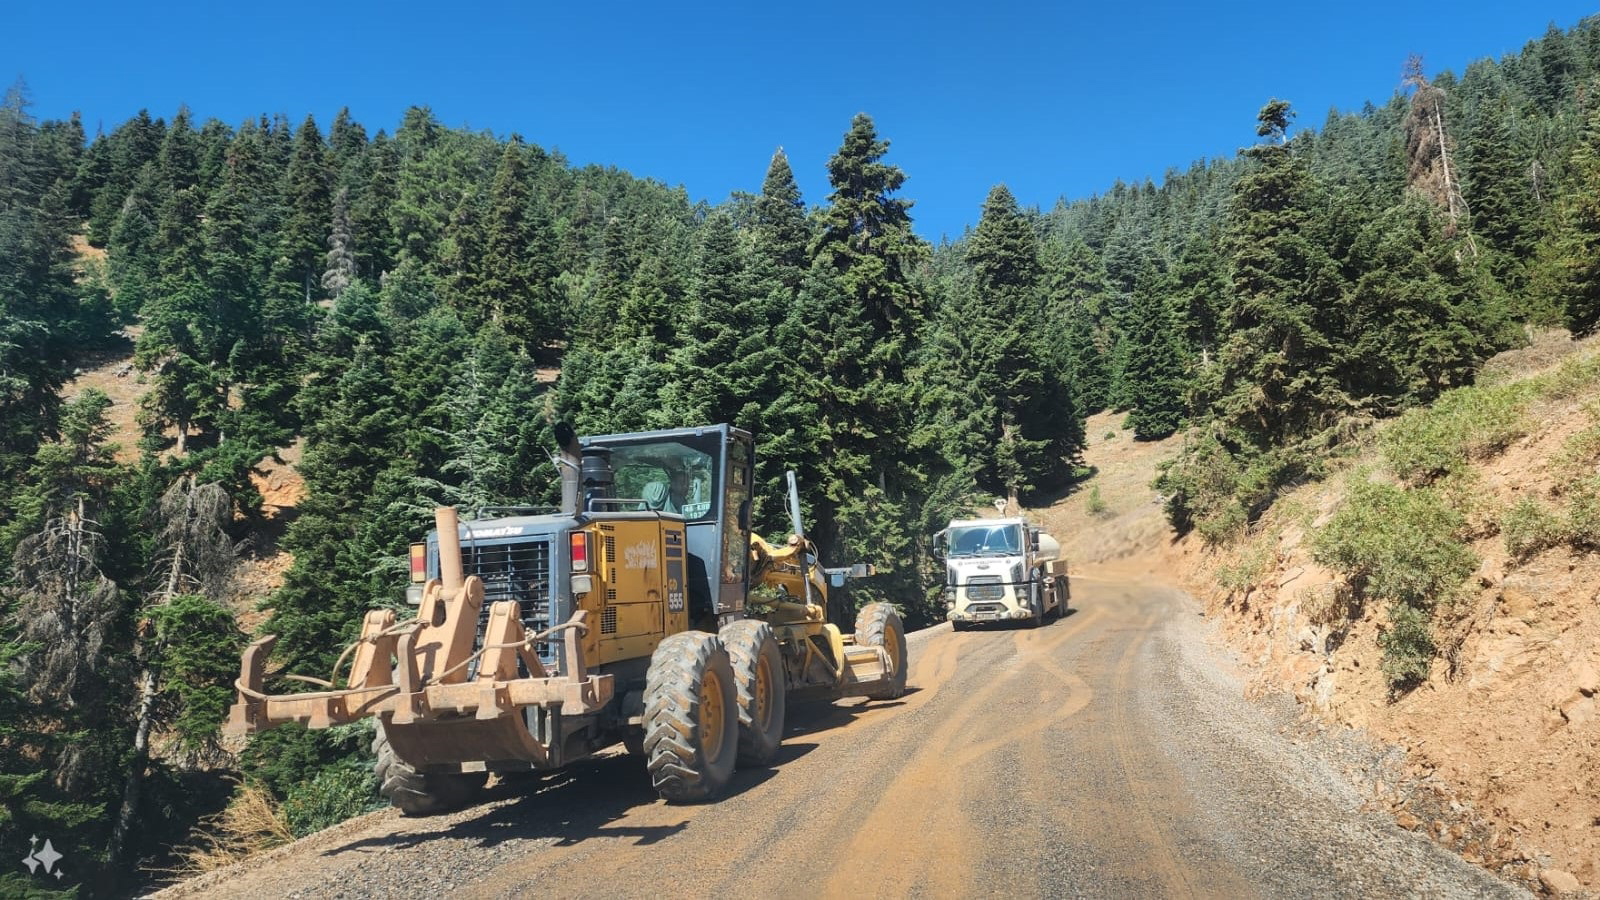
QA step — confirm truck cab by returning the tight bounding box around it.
[936,517,1069,629]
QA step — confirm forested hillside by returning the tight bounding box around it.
[5,17,1600,896]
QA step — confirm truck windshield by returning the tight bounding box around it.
[946,524,1022,557]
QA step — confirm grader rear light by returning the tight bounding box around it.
[409,543,426,583]
[570,531,589,573]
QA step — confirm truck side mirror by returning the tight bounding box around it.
[931,530,947,560]
[1029,529,1041,552]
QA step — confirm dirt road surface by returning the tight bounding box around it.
[156,571,1523,899]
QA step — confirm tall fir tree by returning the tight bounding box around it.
[1121,260,1188,440]
[1214,99,1349,449]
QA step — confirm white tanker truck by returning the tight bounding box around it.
[935,517,1070,630]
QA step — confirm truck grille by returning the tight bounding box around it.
[461,539,555,666]
[965,575,1004,601]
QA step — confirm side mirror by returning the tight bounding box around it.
[1029,529,1041,552]
[931,530,947,560]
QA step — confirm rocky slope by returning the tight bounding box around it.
[1166,332,1600,894]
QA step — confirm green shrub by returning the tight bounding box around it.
[1311,481,1476,609]
[150,594,246,750]
[1378,601,1436,691]
[1085,484,1107,516]
[1565,475,1600,548]
[1554,420,1600,477]
[1535,351,1600,401]
[1103,430,1117,441]
[1158,436,1307,546]
[281,762,378,838]
[239,720,375,800]
[1216,537,1275,593]
[1502,496,1564,560]
[1381,382,1530,483]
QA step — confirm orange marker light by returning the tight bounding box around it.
[409,543,426,583]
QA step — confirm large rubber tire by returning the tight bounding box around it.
[1027,578,1044,628]
[854,603,908,700]
[719,619,786,768]
[372,722,487,816]
[951,620,971,632]
[642,631,739,803]
[1056,575,1071,615]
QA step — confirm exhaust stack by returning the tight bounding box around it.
[580,446,615,512]
[554,422,581,516]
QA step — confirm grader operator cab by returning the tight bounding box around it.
[227,423,907,812]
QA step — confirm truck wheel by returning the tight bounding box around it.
[854,603,908,700]
[372,722,487,816]
[643,631,739,802]
[719,620,786,768]
[952,620,970,632]
[1057,575,1071,614]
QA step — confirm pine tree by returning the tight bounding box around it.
[1122,260,1188,440]
[0,85,94,478]
[156,105,199,195]
[470,137,559,351]
[278,115,333,303]
[751,148,809,292]
[1344,194,1510,404]
[674,210,751,425]
[1060,301,1110,413]
[1536,105,1600,335]
[1215,100,1348,449]
[801,113,931,609]
[962,184,1082,504]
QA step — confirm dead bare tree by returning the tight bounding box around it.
[11,497,123,789]
[1403,55,1476,254]
[110,476,238,865]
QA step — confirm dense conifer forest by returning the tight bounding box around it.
[5,18,1600,895]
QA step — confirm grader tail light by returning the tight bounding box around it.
[570,531,589,573]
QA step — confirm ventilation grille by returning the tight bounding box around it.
[461,538,554,665]
[601,605,618,634]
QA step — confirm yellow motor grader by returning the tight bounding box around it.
[226,423,906,812]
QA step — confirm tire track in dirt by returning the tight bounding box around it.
[817,607,1107,898]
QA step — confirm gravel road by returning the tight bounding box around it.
[153,573,1525,899]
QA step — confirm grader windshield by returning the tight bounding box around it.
[610,441,715,519]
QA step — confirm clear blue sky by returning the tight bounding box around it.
[5,1,1595,240]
